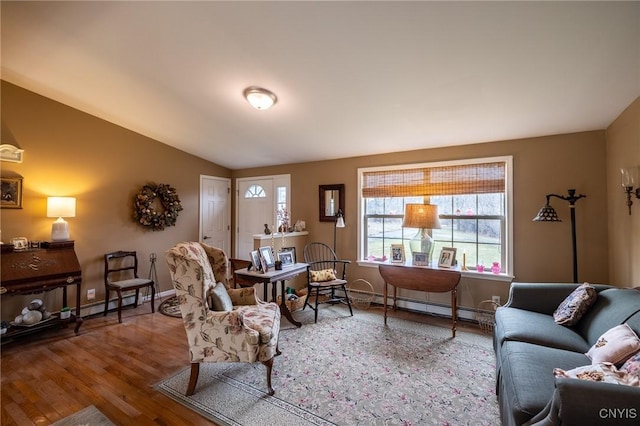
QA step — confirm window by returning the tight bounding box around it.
[359,157,512,275]
[244,184,266,198]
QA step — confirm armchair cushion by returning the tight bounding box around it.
[310,268,336,282]
[209,282,233,312]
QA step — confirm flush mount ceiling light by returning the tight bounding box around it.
[243,86,277,110]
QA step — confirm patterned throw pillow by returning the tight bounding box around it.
[309,269,337,282]
[553,282,597,326]
[554,363,640,386]
[620,350,640,378]
[586,324,640,365]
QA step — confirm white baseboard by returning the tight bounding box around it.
[370,293,480,322]
[78,289,176,317]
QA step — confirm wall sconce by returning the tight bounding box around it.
[47,197,76,241]
[533,189,586,283]
[621,167,640,215]
[333,209,345,254]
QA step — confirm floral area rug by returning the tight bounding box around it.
[159,295,181,318]
[156,306,499,425]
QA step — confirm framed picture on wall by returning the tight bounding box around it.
[390,244,405,264]
[1,176,23,209]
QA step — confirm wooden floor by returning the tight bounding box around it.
[1,302,483,425]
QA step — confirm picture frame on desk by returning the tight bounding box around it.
[259,246,276,268]
[390,244,405,263]
[250,250,262,272]
[277,250,295,267]
[281,246,296,264]
[438,247,457,268]
[412,251,428,266]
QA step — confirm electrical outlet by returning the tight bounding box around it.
[492,295,501,305]
[87,288,96,300]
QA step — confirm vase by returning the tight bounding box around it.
[491,262,501,274]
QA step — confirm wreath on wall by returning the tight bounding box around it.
[134,183,183,231]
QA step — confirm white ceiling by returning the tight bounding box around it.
[2,1,639,170]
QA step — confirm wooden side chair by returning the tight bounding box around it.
[229,258,254,288]
[303,242,353,323]
[104,251,155,323]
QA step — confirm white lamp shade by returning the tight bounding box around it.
[47,197,76,241]
[402,204,441,229]
[47,197,76,218]
[336,216,345,228]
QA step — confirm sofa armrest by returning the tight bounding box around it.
[528,378,640,426]
[504,283,612,315]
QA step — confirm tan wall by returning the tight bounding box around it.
[606,96,640,286]
[233,130,611,310]
[4,80,634,321]
[1,81,231,319]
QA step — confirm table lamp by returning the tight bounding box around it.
[402,204,441,265]
[47,197,76,241]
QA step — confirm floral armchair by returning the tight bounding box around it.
[165,242,281,396]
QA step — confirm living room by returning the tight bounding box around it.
[1,1,639,425]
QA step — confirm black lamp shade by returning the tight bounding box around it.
[533,204,561,222]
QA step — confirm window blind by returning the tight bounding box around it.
[362,162,505,198]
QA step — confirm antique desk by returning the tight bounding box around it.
[1,241,83,343]
[234,262,308,328]
[378,263,461,337]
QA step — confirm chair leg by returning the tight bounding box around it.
[117,290,123,323]
[262,357,275,396]
[134,289,140,307]
[150,284,156,313]
[186,363,200,396]
[314,288,320,323]
[342,284,354,316]
[103,289,110,316]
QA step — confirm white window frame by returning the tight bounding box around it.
[357,156,514,281]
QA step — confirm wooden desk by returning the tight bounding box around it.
[379,263,461,337]
[234,263,308,328]
[1,243,83,343]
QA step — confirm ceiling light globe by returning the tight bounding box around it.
[243,87,277,110]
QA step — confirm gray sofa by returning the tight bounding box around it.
[494,283,640,426]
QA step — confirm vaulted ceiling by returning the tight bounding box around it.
[2,1,639,169]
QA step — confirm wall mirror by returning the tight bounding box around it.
[319,184,345,222]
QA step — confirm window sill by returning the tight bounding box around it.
[356,260,514,282]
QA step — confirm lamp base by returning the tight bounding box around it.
[409,228,435,265]
[51,218,70,241]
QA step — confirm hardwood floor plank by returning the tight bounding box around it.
[2,303,482,425]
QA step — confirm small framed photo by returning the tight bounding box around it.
[11,237,28,251]
[259,246,276,268]
[281,247,296,264]
[277,250,295,267]
[1,176,23,209]
[412,251,428,266]
[390,244,405,263]
[438,247,457,268]
[250,250,262,272]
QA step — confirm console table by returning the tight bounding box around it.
[378,263,461,337]
[234,263,308,328]
[1,241,83,343]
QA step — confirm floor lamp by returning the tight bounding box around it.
[333,209,345,254]
[532,189,586,283]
